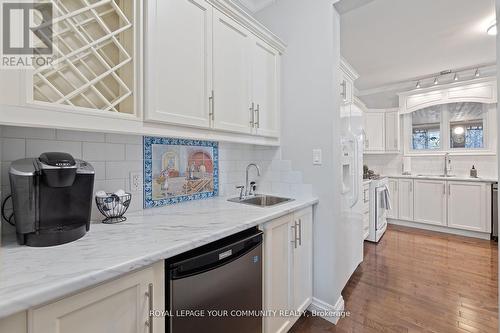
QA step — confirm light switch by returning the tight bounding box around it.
[313,149,322,165]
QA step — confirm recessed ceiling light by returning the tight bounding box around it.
[487,21,497,35]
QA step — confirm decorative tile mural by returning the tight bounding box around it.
[143,137,218,208]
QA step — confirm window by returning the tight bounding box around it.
[408,102,489,153]
[412,107,441,150]
[448,102,485,149]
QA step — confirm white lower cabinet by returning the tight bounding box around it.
[389,177,492,235]
[414,179,447,226]
[397,179,414,221]
[386,178,399,219]
[29,262,164,333]
[263,207,313,333]
[447,181,491,233]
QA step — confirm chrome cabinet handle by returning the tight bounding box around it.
[443,184,445,195]
[249,102,254,127]
[209,90,215,123]
[145,283,153,333]
[298,219,302,246]
[255,104,260,128]
[291,223,297,249]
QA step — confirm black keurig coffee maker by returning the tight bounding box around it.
[6,152,95,247]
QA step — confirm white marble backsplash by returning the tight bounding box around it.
[364,153,498,179]
[0,126,310,236]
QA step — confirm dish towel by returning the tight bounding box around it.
[380,185,392,210]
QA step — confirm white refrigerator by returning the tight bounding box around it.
[338,102,365,287]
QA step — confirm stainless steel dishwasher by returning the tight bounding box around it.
[166,227,263,333]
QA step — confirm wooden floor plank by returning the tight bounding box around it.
[290,225,498,333]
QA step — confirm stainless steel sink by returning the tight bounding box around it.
[228,195,294,207]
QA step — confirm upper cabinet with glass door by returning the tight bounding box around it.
[400,78,497,155]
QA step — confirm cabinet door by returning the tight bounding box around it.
[251,37,280,138]
[447,182,491,232]
[30,263,164,333]
[212,9,253,134]
[386,178,399,219]
[145,0,212,127]
[385,111,399,151]
[414,179,446,226]
[398,179,414,221]
[292,207,313,314]
[363,112,385,151]
[263,214,293,333]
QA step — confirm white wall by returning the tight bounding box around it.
[0,126,310,236]
[257,0,346,316]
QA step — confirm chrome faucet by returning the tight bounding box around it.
[444,153,451,177]
[245,163,261,196]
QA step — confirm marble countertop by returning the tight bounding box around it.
[0,194,318,319]
[383,174,497,183]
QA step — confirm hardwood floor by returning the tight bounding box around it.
[290,224,498,333]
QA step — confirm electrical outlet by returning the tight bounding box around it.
[130,172,142,192]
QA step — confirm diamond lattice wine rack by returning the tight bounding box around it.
[32,0,136,114]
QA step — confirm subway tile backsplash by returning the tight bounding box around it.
[0,126,310,236]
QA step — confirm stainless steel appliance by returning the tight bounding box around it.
[492,183,498,241]
[6,152,94,246]
[166,227,263,333]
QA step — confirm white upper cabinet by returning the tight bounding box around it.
[413,179,447,226]
[385,110,399,151]
[363,111,385,152]
[212,10,253,134]
[447,181,491,232]
[363,108,400,153]
[339,59,358,105]
[1,0,285,145]
[145,0,213,128]
[251,37,280,137]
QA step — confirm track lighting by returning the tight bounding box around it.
[416,81,421,88]
[475,68,480,77]
[453,73,458,81]
[433,77,438,85]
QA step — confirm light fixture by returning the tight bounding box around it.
[433,77,438,85]
[453,126,465,135]
[453,73,459,81]
[416,81,421,88]
[487,21,497,35]
[475,68,480,77]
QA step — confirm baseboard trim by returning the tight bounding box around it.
[307,296,345,325]
[388,219,491,240]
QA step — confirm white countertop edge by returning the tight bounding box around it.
[0,197,318,319]
[382,174,497,183]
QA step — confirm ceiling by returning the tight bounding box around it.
[340,0,496,91]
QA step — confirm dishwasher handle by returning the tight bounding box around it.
[168,230,263,280]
